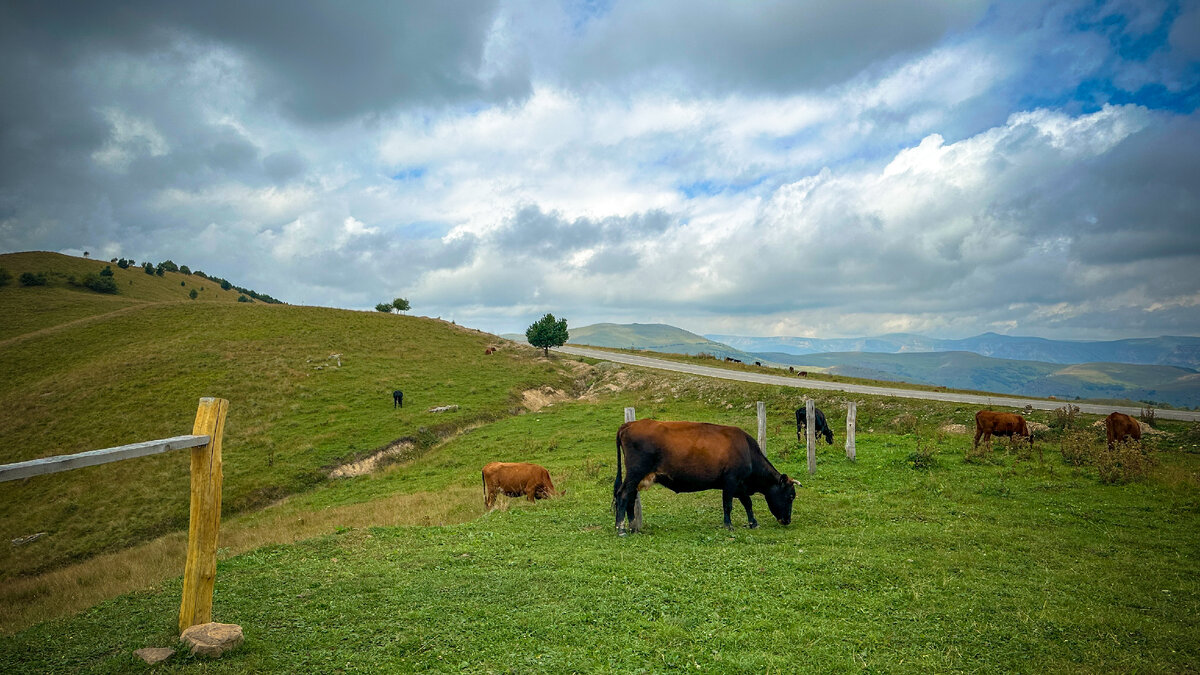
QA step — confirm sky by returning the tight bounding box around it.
[2,0,1199,341]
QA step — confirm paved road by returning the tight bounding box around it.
[554,345,1200,422]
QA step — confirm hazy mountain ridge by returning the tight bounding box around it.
[569,323,1200,407]
[708,332,1200,369]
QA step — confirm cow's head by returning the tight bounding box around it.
[765,474,798,525]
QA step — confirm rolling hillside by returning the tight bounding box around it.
[708,331,1200,369]
[761,350,1200,407]
[565,322,757,361]
[0,252,577,579]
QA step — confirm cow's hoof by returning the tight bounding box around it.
[748,522,758,529]
[617,529,627,537]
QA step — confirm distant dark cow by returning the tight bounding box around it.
[482,462,559,508]
[798,371,808,377]
[754,361,762,366]
[788,367,795,373]
[1105,412,1142,449]
[973,410,1032,449]
[613,419,798,533]
[392,390,403,408]
[796,406,834,445]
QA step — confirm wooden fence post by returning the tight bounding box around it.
[806,399,817,475]
[845,401,857,460]
[623,407,640,529]
[757,401,766,457]
[179,397,228,633]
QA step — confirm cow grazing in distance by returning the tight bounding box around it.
[613,419,798,534]
[1105,412,1142,449]
[484,347,495,355]
[482,462,559,508]
[798,371,808,377]
[392,390,403,408]
[796,406,834,445]
[973,410,1032,449]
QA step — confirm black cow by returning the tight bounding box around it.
[392,390,403,408]
[613,419,798,534]
[796,406,833,445]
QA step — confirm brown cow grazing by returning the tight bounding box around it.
[1105,412,1142,449]
[973,410,1032,449]
[482,462,559,508]
[484,347,495,355]
[614,419,798,534]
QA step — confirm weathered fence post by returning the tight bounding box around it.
[179,397,229,633]
[623,407,640,530]
[845,401,857,460]
[806,399,816,475]
[757,401,766,457]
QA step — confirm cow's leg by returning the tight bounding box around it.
[721,490,734,530]
[973,427,982,449]
[631,492,643,532]
[738,495,758,529]
[485,486,496,509]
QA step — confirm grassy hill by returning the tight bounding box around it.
[0,253,578,580]
[567,322,757,361]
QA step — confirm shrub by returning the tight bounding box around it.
[19,271,48,286]
[907,436,936,470]
[220,279,232,291]
[1094,440,1153,484]
[180,265,191,275]
[117,258,130,269]
[99,265,114,277]
[1051,404,1081,430]
[189,288,198,300]
[1140,406,1156,428]
[237,295,251,303]
[375,303,393,313]
[0,267,11,286]
[143,263,155,275]
[1059,429,1093,466]
[158,260,179,273]
[891,413,919,434]
[82,273,118,294]
[155,265,164,276]
[180,281,186,286]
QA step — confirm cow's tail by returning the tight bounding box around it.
[612,427,625,514]
[481,470,487,505]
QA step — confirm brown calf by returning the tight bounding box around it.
[1104,412,1142,449]
[482,462,558,508]
[973,410,1032,449]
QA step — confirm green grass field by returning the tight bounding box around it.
[2,392,1198,672]
[2,252,1198,672]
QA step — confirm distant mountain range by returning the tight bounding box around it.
[559,323,1200,408]
[706,332,1200,369]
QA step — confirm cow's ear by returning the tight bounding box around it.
[779,473,789,485]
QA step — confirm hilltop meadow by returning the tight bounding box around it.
[1,253,1198,673]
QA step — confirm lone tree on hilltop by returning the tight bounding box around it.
[526,313,569,357]
[375,302,394,313]
[392,297,410,313]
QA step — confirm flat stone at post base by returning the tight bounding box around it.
[179,622,244,658]
[134,647,174,664]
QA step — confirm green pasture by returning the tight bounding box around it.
[2,390,1198,673]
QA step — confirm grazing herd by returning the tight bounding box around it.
[389,386,1148,533]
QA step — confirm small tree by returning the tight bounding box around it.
[375,302,394,313]
[143,262,155,275]
[237,294,251,303]
[189,288,199,300]
[392,297,411,313]
[220,279,232,291]
[19,272,48,286]
[180,265,192,275]
[117,258,130,269]
[82,273,118,294]
[100,265,114,277]
[159,260,179,273]
[0,267,11,286]
[525,313,569,357]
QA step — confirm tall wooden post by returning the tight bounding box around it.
[806,399,817,475]
[845,402,857,460]
[623,407,640,530]
[757,401,766,457]
[179,397,228,633]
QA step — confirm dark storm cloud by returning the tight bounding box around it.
[491,205,674,258]
[564,0,989,94]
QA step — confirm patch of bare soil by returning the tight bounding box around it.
[522,386,570,411]
[940,424,970,434]
[330,440,416,478]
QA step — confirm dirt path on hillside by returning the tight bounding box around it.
[554,345,1200,422]
[0,301,182,350]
